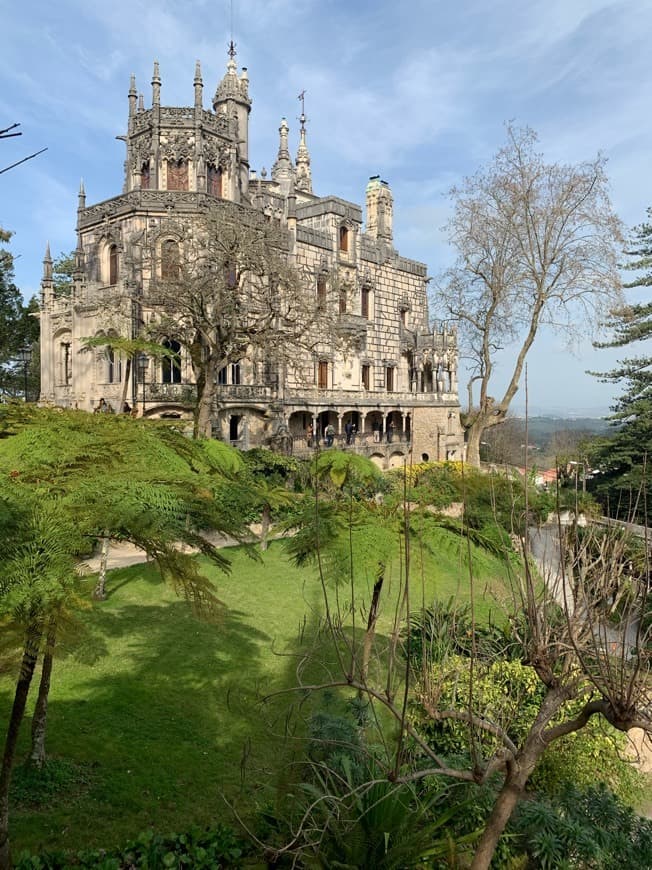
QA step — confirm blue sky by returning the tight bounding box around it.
[2,0,651,415]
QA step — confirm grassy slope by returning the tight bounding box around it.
[1,531,514,856]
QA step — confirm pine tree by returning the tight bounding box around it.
[590,210,652,520]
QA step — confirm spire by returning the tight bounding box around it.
[42,242,52,282]
[128,73,137,117]
[78,179,86,210]
[295,92,312,194]
[213,42,251,110]
[194,60,203,109]
[152,60,161,106]
[138,93,145,113]
[272,117,293,181]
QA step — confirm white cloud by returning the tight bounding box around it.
[3,0,652,413]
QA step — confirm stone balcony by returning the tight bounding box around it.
[140,381,457,409]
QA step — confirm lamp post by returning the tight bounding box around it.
[137,353,149,416]
[16,346,32,402]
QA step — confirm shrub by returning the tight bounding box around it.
[14,824,245,869]
[510,783,652,869]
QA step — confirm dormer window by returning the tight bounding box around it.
[339,225,349,253]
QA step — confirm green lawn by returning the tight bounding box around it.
[1,530,515,857]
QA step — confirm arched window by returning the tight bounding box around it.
[339,225,349,253]
[207,164,223,198]
[167,159,188,191]
[161,240,180,280]
[55,330,73,386]
[109,245,119,285]
[161,339,182,384]
[141,162,150,190]
[107,346,122,384]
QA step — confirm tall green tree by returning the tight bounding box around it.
[590,210,652,519]
[0,229,38,398]
[0,405,247,869]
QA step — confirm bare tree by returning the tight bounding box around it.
[437,125,623,466]
[142,201,338,438]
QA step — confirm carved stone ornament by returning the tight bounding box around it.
[131,136,152,172]
[159,132,195,161]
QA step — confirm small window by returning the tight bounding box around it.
[339,225,349,253]
[400,308,407,327]
[339,288,347,315]
[207,164,223,198]
[141,162,150,190]
[217,366,227,385]
[317,276,327,308]
[361,364,370,390]
[231,362,241,385]
[62,342,72,386]
[109,245,119,285]
[318,360,329,389]
[162,339,182,384]
[385,366,394,392]
[361,287,370,319]
[167,159,188,191]
[161,240,180,280]
[107,346,122,384]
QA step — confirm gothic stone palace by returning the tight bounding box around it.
[39,50,464,466]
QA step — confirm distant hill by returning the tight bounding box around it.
[515,416,611,443]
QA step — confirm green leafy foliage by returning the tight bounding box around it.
[412,651,645,803]
[510,783,652,869]
[387,461,552,546]
[14,824,245,869]
[588,210,652,520]
[266,711,476,869]
[0,229,39,397]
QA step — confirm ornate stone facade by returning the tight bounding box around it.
[39,50,464,466]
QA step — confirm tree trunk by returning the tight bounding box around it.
[93,535,110,600]
[470,686,570,868]
[361,572,384,685]
[0,627,42,870]
[29,619,56,769]
[465,422,483,468]
[464,411,507,467]
[193,363,216,440]
[119,356,132,413]
[470,764,533,870]
[260,504,271,551]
